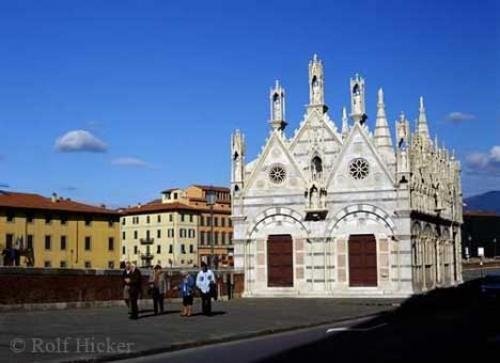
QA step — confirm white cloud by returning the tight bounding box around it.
[55,130,107,152]
[465,145,500,176]
[111,157,153,168]
[446,112,476,123]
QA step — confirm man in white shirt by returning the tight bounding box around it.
[196,262,215,315]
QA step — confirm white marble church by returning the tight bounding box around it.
[230,55,463,298]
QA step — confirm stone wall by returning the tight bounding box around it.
[0,267,243,307]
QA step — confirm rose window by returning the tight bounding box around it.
[269,165,287,184]
[349,158,369,180]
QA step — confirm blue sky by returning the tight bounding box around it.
[0,0,498,206]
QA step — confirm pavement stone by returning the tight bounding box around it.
[0,298,401,363]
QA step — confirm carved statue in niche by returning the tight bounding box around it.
[272,93,281,120]
[309,185,318,209]
[397,119,408,149]
[312,76,320,104]
[311,156,323,182]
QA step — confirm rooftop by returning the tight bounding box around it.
[0,191,119,215]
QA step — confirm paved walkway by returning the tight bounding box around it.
[0,298,400,362]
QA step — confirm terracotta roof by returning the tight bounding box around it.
[122,202,199,215]
[122,201,231,215]
[192,185,230,193]
[0,191,120,215]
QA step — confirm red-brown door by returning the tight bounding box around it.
[267,234,293,287]
[349,234,377,286]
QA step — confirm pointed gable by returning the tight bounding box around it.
[327,122,395,192]
[244,131,306,196]
[289,108,343,176]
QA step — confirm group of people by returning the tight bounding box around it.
[122,261,216,320]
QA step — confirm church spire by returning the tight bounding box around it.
[308,54,326,109]
[416,96,430,139]
[341,106,349,139]
[374,88,393,151]
[269,80,287,132]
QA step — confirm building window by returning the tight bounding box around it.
[207,216,212,226]
[222,233,226,245]
[27,235,33,250]
[157,229,161,238]
[214,217,218,227]
[189,214,193,223]
[157,215,161,223]
[221,217,226,227]
[146,215,150,224]
[108,237,114,251]
[44,261,52,268]
[169,214,173,222]
[200,216,204,226]
[169,245,173,254]
[85,217,92,226]
[200,231,205,245]
[108,220,114,227]
[134,245,138,254]
[189,245,194,253]
[6,210,15,222]
[45,235,51,250]
[60,261,67,268]
[26,213,34,223]
[157,245,161,254]
[229,218,232,227]
[5,234,13,248]
[180,229,185,238]
[45,215,52,224]
[61,216,68,225]
[215,232,219,245]
[181,214,185,222]
[181,244,186,254]
[122,218,126,225]
[189,229,195,238]
[60,236,67,250]
[122,246,126,255]
[85,237,91,251]
[134,231,138,239]
[229,233,233,245]
[84,261,91,268]
[108,261,115,269]
[122,231,126,240]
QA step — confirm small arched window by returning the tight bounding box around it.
[352,83,360,95]
[311,156,323,174]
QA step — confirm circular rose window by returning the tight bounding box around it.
[349,158,369,180]
[269,165,286,184]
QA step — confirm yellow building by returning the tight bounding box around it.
[121,198,199,268]
[120,185,233,268]
[0,191,120,269]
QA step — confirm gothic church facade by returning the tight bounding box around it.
[231,55,463,297]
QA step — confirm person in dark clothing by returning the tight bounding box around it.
[125,263,142,320]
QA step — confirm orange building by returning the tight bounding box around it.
[184,185,233,267]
